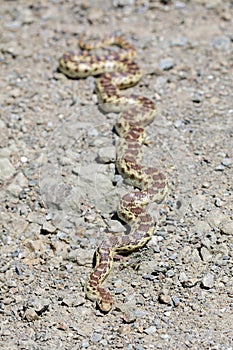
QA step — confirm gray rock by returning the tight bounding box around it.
[219,220,233,235]
[171,36,188,47]
[66,248,94,266]
[90,331,103,343]
[107,219,125,233]
[6,183,22,197]
[174,119,183,128]
[194,220,211,234]
[166,269,175,277]
[192,92,202,103]
[81,340,90,348]
[206,210,227,229]
[0,158,16,180]
[97,146,116,163]
[221,157,232,167]
[174,2,186,9]
[215,164,225,171]
[62,296,85,307]
[202,181,210,188]
[211,36,231,50]
[179,272,188,283]
[158,58,175,71]
[144,326,157,335]
[214,197,222,207]
[112,174,123,185]
[169,253,177,260]
[42,221,56,234]
[154,76,167,92]
[202,273,215,289]
[87,128,99,137]
[200,247,212,262]
[113,0,135,6]
[190,194,206,211]
[0,120,6,128]
[172,295,180,306]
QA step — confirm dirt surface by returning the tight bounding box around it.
[0,0,233,349]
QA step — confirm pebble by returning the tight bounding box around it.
[214,198,222,207]
[72,163,116,212]
[62,296,85,307]
[190,194,206,211]
[112,174,123,185]
[202,181,210,188]
[113,0,135,7]
[169,253,177,260]
[179,272,188,283]
[81,340,90,348]
[66,248,93,267]
[194,220,211,234]
[211,36,231,50]
[107,219,126,233]
[97,146,116,163]
[24,308,39,321]
[206,209,227,229]
[20,156,28,163]
[166,269,175,278]
[42,221,56,234]
[154,76,167,92]
[192,92,202,103]
[87,128,99,137]
[144,326,157,335]
[172,295,180,307]
[219,220,233,235]
[6,183,22,197]
[174,119,183,128]
[90,331,103,343]
[117,324,131,335]
[215,164,225,171]
[0,158,16,180]
[171,36,188,47]
[201,273,215,289]
[174,2,186,9]
[181,278,199,288]
[158,290,171,304]
[200,246,212,262]
[221,157,232,167]
[158,58,175,71]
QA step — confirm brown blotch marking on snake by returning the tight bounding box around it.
[138,224,152,232]
[121,236,131,246]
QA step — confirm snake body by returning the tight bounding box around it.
[59,36,167,312]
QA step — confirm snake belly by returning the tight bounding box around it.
[59,36,167,312]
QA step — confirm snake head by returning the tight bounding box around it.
[97,288,114,313]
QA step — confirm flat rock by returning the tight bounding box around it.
[200,247,212,262]
[0,158,16,180]
[219,219,233,235]
[206,209,227,229]
[158,58,175,70]
[202,273,215,289]
[97,146,116,163]
[190,194,206,211]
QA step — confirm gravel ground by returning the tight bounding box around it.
[0,0,233,349]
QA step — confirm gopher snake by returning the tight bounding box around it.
[59,36,167,312]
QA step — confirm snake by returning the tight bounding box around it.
[59,35,167,312]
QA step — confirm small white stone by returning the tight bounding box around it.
[21,156,28,163]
